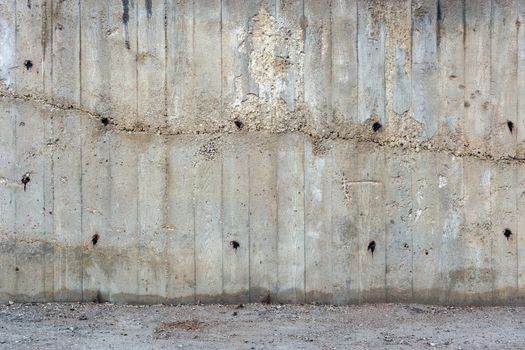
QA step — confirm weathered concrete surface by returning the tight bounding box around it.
[0,0,524,305]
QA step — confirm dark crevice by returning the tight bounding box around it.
[234,119,244,130]
[91,233,99,246]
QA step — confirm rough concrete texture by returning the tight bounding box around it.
[0,0,524,305]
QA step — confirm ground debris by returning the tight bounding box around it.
[158,320,205,331]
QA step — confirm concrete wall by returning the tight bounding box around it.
[0,0,524,305]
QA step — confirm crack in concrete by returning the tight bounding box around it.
[1,88,524,165]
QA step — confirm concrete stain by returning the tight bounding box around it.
[122,0,130,49]
[145,0,152,19]
[2,1,525,307]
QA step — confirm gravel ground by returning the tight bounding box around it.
[0,302,524,349]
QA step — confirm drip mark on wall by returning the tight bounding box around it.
[145,0,152,19]
[122,0,130,49]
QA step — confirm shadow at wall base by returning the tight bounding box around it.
[1,288,525,307]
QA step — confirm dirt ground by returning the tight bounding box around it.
[0,302,524,349]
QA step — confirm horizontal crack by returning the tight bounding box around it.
[1,88,524,165]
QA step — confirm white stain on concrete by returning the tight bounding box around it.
[0,18,14,87]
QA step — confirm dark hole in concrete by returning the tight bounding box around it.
[230,240,240,250]
[23,60,33,70]
[507,121,514,133]
[101,117,109,126]
[91,233,99,246]
[503,228,512,240]
[403,243,409,249]
[424,250,429,255]
[367,240,376,255]
[232,311,238,316]
[21,173,30,191]
[261,293,272,304]
[15,267,19,272]
[234,119,244,130]
[372,122,382,132]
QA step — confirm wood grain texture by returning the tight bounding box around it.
[137,0,166,129]
[165,137,197,304]
[331,0,358,124]
[276,134,305,303]
[357,0,385,124]
[248,136,278,302]
[412,0,439,139]
[51,0,80,105]
[304,141,332,303]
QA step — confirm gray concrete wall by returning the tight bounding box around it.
[0,0,524,305]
